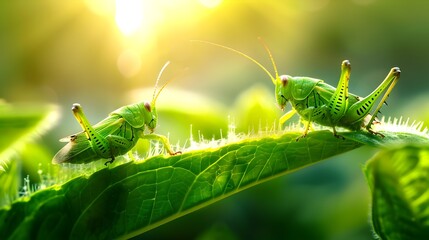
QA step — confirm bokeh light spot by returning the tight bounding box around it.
[117,49,142,78]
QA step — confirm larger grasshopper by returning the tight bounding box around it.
[196,40,400,139]
[53,62,180,165]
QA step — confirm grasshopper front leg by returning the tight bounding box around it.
[279,108,319,139]
[295,118,312,141]
[278,108,297,130]
[140,132,181,156]
[295,105,328,140]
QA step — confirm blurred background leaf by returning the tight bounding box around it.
[365,145,429,239]
[0,102,58,207]
[231,84,281,134]
[128,87,229,145]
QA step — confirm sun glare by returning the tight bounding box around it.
[85,0,223,77]
[113,0,222,37]
[199,0,222,8]
[115,0,144,36]
[85,0,115,17]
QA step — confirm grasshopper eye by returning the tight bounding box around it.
[280,75,288,86]
[144,102,151,112]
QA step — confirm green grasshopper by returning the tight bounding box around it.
[52,62,180,165]
[196,40,400,139]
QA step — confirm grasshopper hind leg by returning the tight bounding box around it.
[343,67,400,136]
[365,67,400,135]
[365,113,385,137]
[367,126,385,137]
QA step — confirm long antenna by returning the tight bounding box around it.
[152,77,175,106]
[192,40,277,84]
[152,61,170,105]
[152,61,180,106]
[257,37,280,81]
[152,61,170,101]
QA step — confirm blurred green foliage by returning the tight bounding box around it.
[365,145,429,239]
[0,102,58,207]
[1,0,429,239]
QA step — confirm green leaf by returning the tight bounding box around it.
[0,131,362,239]
[364,145,429,239]
[0,160,19,208]
[0,102,59,208]
[0,102,59,170]
[342,130,429,147]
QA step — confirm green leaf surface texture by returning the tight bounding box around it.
[0,131,361,239]
[365,145,429,240]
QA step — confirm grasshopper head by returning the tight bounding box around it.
[143,101,157,132]
[147,61,173,133]
[275,75,290,110]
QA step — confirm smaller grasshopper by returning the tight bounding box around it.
[195,40,400,139]
[53,62,180,165]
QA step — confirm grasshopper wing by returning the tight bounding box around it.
[52,132,96,164]
[315,82,361,105]
[52,115,125,164]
